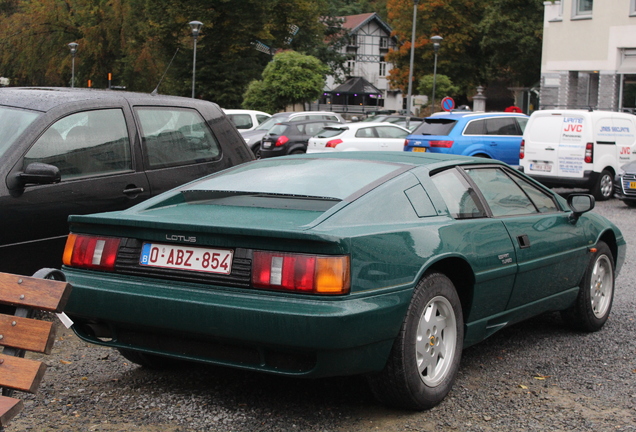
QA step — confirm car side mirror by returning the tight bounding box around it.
[567,194,595,222]
[7,163,61,194]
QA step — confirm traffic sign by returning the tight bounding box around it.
[441,97,455,112]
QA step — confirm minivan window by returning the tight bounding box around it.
[0,107,39,159]
[24,109,131,179]
[136,107,221,169]
[412,118,457,135]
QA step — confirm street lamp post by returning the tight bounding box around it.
[430,35,443,114]
[189,21,203,99]
[68,42,78,88]
[405,0,419,130]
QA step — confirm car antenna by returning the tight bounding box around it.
[151,48,179,96]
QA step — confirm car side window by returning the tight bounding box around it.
[465,167,537,216]
[376,126,408,138]
[464,119,485,135]
[136,107,221,169]
[228,114,253,130]
[24,109,131,180]
[511,174,559,213]
[516,117,528,133]
[485,118,519,136]
[431,169,486,219]
[305,122,326,136]
[355,127,378,138]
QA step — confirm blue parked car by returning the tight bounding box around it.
[404,112,529,165]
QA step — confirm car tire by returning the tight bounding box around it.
[117,348,179,369]
[290,149,305,155]
[625,200,636,208]
[251,144,261,159]
[561,241,614,332]
[367,272,463,410]
[591,170,613,201]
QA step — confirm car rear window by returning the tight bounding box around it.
[412,118,457,136]
[268,124,289,135]
[186,158,402,200]
[0,107,40,159]
[315,128,345,138]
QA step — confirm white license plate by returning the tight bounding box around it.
[140,243,233,274]
[529,162,552,172]
[263,141,272,149]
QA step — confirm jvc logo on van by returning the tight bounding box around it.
[563,117,583,133]
[620,147,631,155]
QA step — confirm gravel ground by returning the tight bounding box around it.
[6,197,636,432]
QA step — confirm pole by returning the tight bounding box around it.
[191,36,198,98]
[431,52,438,114]
[71,56,75,88]
[406,0,419,130]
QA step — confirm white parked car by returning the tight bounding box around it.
[307,122,410,153]
[222,109,271,133]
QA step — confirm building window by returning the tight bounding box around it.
[379,62,387,77]
[348,35,358,47]
[631,0,636,16]
[380,37,388,49]
[347,60,356,74]
[572,0,592,19]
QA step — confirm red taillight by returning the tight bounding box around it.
[252,251,350,295]
[429,140,454,148]
[404,139,409,148]
[584,142,593,163]
[325,139,343,148]
[520,139,525,159]
[275,136,289,147]
[63,233,120,271]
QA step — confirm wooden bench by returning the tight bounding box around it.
[0,270,72,430]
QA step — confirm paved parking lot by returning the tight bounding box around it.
[8,197,636,432]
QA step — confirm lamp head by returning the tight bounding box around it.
[189,21,203,38]
[68,42,78,55]
[431,35,443,52]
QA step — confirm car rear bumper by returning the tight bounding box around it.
[63,268,410,378]
[521,170,598,189]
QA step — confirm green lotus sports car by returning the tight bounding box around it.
[61,152,625,410]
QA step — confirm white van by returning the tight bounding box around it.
[519,109,636,200]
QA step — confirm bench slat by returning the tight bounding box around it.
[0,396,24,427]
[0,354,47,393]
[0,314,56,354]
[0,272,72,312]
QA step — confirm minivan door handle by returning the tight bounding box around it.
[123,186,145,196]
[546,147,556,151]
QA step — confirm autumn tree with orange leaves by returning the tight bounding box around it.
[386,0,543,103]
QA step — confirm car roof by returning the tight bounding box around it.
[273,119,341,126]
[287,150,506,168]
[325,122,408,130]
[0,87,216,112]
[428,111,528,120]
[223,109,270,115]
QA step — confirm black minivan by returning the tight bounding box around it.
[260,119,338,158]
[0,87,254,275]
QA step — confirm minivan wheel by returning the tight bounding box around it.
[591,170,613,201]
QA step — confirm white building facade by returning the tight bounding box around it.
[540,0,636,112]
[322,13,405,113]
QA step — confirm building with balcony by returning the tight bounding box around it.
[319,13,405,114]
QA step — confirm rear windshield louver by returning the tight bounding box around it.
[115,238,252,287]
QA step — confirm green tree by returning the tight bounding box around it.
[243,51,328,112]
[418,74,459,102]
[479,0,543,87]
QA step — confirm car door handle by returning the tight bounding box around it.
[517,234,531,249]
[123,187,144,195]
